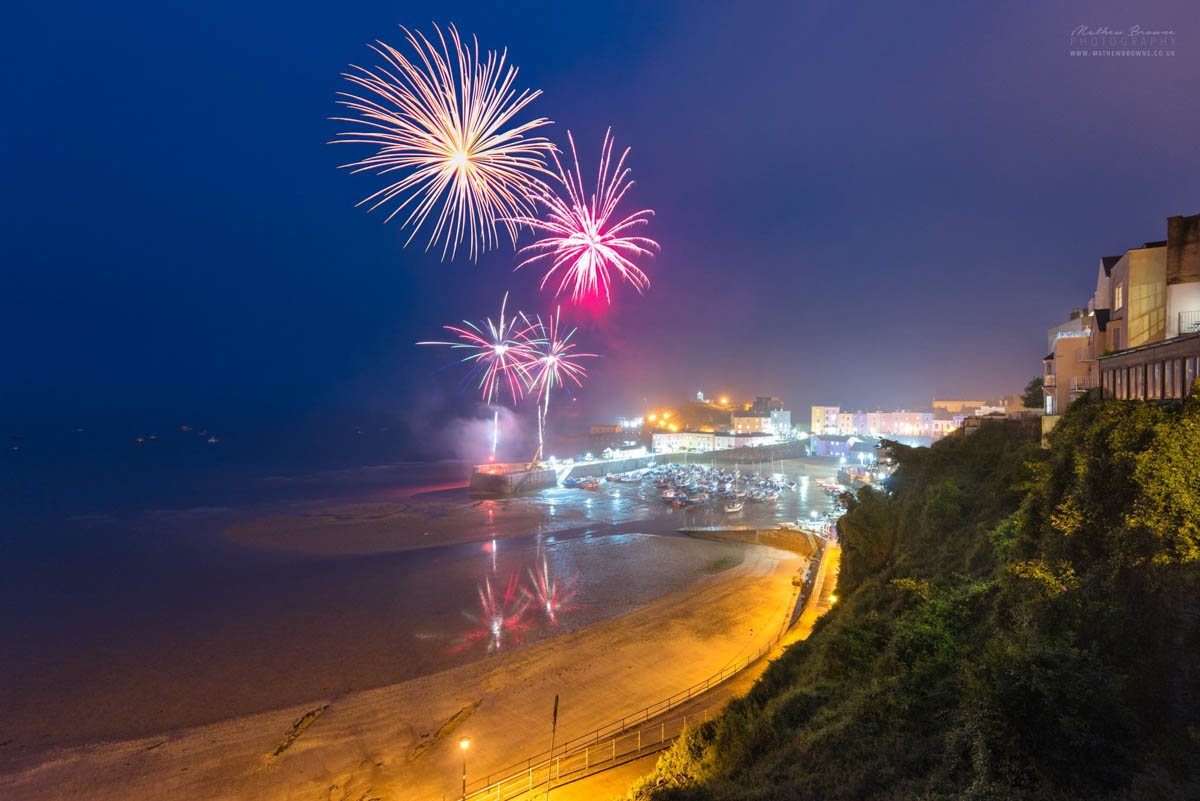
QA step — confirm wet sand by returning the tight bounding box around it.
[225,491,573,555]
[0,543,803,801]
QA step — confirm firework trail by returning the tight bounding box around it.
[332,24,556,261]
[520,306,597,460]
[511,129,659,303]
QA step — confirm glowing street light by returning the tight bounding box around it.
[459,737,471,800]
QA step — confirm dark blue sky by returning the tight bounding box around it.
[3,0,1198,425]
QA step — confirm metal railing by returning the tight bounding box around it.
[425,542,829,801]
[1180,310,1200,335]
[463,707,712,801]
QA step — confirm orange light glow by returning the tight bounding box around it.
[719,396,728,405]
[648,413,657,421]
[662,412,670,420]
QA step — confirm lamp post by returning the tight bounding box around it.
[459,737,470,800]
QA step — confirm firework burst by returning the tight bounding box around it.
[521,306,596,401]
[419,292,540,405]
[512,129,659,303]
[519,306,597,460]
[332,24,556,261]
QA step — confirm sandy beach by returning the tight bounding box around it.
[0,541,804,801]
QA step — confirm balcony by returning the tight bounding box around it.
[1069,376,1094,393]
[1180,310,1200,335]
[1043,374,1056,389]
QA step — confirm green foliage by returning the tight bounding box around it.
[1023,376,1045,409]
[631,402,1200,801]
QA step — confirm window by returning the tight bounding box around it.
[1114,282,1124,311]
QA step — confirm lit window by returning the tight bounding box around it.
[1114,283,1124,311]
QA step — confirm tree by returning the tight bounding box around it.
[1022,376,1044,409]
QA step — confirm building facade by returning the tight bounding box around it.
[732,411,770,434]
[1092,214,1200,403]
[1042,308,1093,415]
[652,429,777,453]
[811,405,840,435]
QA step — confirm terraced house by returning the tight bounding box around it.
[1044,212,1200,425]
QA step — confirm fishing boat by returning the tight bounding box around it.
[724,500,744,513]
[579,478,600,489]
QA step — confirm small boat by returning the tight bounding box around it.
[662,489,677,500]
[724,501,744,513]
[579,478,600,489]
[562,477,580,488]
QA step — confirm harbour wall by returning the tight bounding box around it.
[678,526,826,559]
[468,466,558,495]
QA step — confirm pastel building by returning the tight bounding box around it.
[811,405,840,435]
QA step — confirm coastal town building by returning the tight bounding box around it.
[651,429,778,453]
[732,410,770,434]
[1096,214,1200,401]
[811,405,841,435]
[1042,308,1093,415]
[1038,212,1200,439]
[809,405,975,439]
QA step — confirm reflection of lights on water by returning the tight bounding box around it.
[452,548,580,654]
[522,551,580,626]
[454,573,531,655]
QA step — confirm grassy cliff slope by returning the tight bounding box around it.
[631,394,1200,801]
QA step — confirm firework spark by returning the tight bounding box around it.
[332,24,556,261]
[521,307,596,401]
[419,292,540,404]
[520,307,597,460]
[512,129,659,303]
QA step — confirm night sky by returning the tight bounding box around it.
[4,0,1198,428]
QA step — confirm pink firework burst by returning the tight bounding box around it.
[512,129,659,304]
[419,292,540,404]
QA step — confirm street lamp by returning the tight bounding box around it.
[459,737,471,800]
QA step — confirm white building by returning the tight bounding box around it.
[652,430,777,453]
